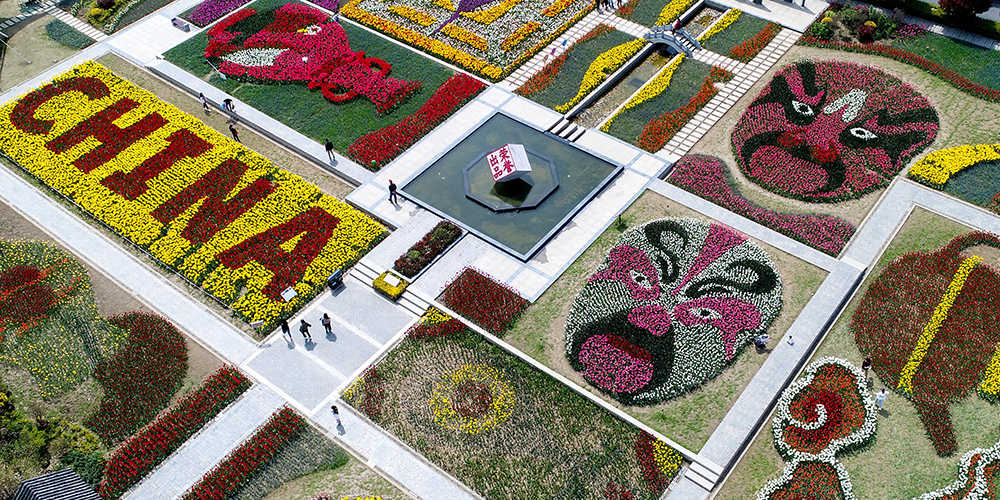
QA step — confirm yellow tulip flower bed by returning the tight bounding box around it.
[342,0,593,81]
[0,61,386,331]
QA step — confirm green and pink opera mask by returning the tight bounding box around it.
[566,218,783,405]
[732,60,938,202]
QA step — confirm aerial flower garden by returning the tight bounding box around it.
[343,306,685,499]
[565,217,783,405]
[164,0,483,170]
[0,61,386,331]
[341,0,595,80]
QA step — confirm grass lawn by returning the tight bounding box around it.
[226,425,400,500]
[503,190,828,451]
[616,0,682,27]
[603,57,710,145]
[701,11,769,55]
[886,31,1000,92]
[0,15,79,92]
[260,456,406,500]
[716,206,1000,500]
[344,322,684,499]
[522,28,640,111]
[162,0,455,156]
[941,160,1000,209]
[0,199,223,494]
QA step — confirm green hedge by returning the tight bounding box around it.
[45,19,96,49]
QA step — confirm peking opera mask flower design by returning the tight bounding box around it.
[732,60,938,202]
[205,3,421,114]
[566,218,783,405]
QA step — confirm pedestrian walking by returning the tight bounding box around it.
[280,318,291,342]
[874,387,887,409]
[229,123,241,143]
[388,179,398,204]
[325,139,335,161]
[861,356,872,380]
[321,313,333,335]
[199,92,210,113]
[331,404,342,426]
[223,98,235,112]
[299,319,313,341]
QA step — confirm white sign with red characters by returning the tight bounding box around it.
[487,144,531,182]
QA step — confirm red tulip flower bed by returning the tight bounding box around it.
[181,406,306,500]
[637,76,719,153]
[85,312,188,445]
[98,366,252,499]
[798,36,1000,103]
[851,231,1000,456]
[729,22,781,63]
[393,221,463,278]
[439,268,529,337]
[348,73,485,170]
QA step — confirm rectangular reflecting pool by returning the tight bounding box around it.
[401,114,621,259]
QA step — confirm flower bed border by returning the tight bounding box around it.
[798,34,1000,102]
[180,406,306,500]
[98,366,252,499]
[393,220,464,279]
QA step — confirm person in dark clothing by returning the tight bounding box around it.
[280,319,291,342]
[388,179,398,204]
[229,123,241,143]
[223,98,235,112]
[325,139,335,161]
[299,319,312,341]
[862,357,872,380]
[321,313,333,335]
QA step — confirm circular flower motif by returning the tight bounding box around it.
[428,364,515,434]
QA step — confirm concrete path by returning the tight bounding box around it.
[241,278,415,414]
[123,384,286,500]
[710,0,827,32]
[43,4,108,41]
[0,164,259,365]
[657,28,800,161]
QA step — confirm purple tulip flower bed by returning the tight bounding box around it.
[668,155,855,256]
[187,0,254,26]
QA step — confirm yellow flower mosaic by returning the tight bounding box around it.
[0,61,385,329]
[429,363,516,434]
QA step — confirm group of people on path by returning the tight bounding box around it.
[198,92,242,143]
[280,313,334,344]
[861,356,888,410]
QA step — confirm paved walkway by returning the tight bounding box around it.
[657,28,800,161]
[856,0,1000,50]
[241,278,416,414]
[123,384,286,500]
[43,4,108,41]
[0,164,258,364]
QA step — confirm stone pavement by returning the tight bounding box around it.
[0,163,258,365]
[712,0,828,32]
[657,28,800,161]
[123,384,286,500]
[241,278,415,414]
